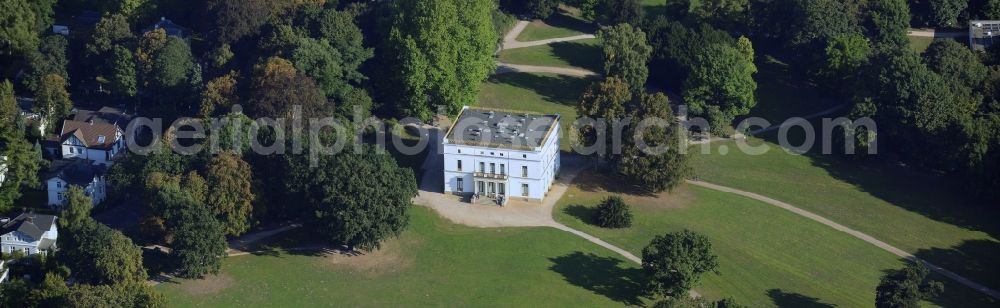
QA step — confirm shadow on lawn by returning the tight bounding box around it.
[548,41,603,72]
[574,169,659,197]
[563,204,598,225]
[487,73,590,105]
[767,289,836,308]
[914,239,1000,294]
[549,252,646,306]
[542,13,595,35]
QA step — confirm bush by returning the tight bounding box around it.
[594,195,632,228]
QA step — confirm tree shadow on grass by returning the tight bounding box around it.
[542,13,595,35]
[549,41,603,72]
[914,239,1000,293]
[563,204,598,225]
[573,169,659,197]
[488,73,591,106]
[549,252,646,306]
[767,289,836,308]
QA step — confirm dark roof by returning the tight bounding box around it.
[0,213,57,240]
[144,17,187,38]
[45,159,106,186]
[73,107,131,126]
[446,107,559,150]
[971,21,1000,52]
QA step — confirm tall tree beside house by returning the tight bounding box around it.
[59,220,148,285]
[0,80,16,128]
[576,77,632,162]
[307,146,417,252]
[875,262,944,307]
[642,230,720,299]
[0,129,42,212]
[682,36,757,135]
[109,45,138,100]
[376,0,497,120]
[136,28,167,86]
[205,151,255,236]
[62,280,165,307]
[869,0,912,54]
[0,0,39,56]
[86,14,134,59]
[926,0,967,28]
[61,186,94,231]
[599,24,652,96]
[27,273,69,307]
[33,74,73,133]
[619,93,691,193]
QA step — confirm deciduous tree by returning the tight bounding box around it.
[59,220,148,285]
[248,56,327,118]
[0,0,39,55]
[160,185,227,278]
[23,35,69,92]
[642,230,720,298]
[875,263,943,307]
[599,24,651,96]
[682,37,757,135]
[33,74,73,133]
[199,72,239,117]
[61,186,94,231]
[205,151,255,236]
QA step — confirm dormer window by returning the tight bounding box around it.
[97,135,106,143]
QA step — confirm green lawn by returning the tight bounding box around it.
[499,38,603,72]
[689,138,1000,297]
[159,207,650,306]
[554,171,998,307]
[516,13,594,42]
[479,73,591,150]
[909,36,936,53]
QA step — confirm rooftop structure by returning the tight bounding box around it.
[970,20,1000,52]
[445,107,559,151]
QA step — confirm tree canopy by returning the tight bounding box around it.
[642,230,720,298]
[59,220,148,285]
[875,263,943,307]
[682,37,757,135]
[205,151,256,236]
[599,24,652,96]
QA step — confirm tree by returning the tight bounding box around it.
[315,8,373,94]
[823,32,872,93]
[0,80,16,128]
[682,37,757,135]
[136,28,167,85]
[870,0,911,53]
[61,186,94,231]
[205,151,255,236]
[307,146,417,252]
[582,0,643,26]
[248,56,328,118]
[33,74,73,133]
[86,14,133,58]
[505,0,560,19]
[151,36,195,91]
[0,278,31,307]
[161,186,227,278]
[0,0,39,55]
[599,24,652,95]
[927,0,967,27]
[785,0,862,51]
[109,45,138,99]
[875,262,944,307]
[642,230,720,298]
[923,39,988,115]
[987,0,1000,19]
[204,0,277,45]
[291,37,355,99]
[23,35,69,92]
[620,93,691,192]
[27,273,69,307]
[577,77,632,160]
[377,0,497,120]
[63,282,165,308]
[595,195,633,228]
[0,129,42,211]
[59,220,148,285]
[199,72,239,117]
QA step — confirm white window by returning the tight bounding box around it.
[490,163,495,174]
[522,184,529,197]
[522,166,528,177]
[457,160,462,172]
[500,164,505,175]
[479,162,485,173]
[457,178,464,192]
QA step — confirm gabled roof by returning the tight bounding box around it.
[60,119,120,150]
[0,213,57,241]
[73,107,131,126]
[44,159,107,186]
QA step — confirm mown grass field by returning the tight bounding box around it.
[516,13,594,42]
[553,171,997,307]
[499,38,603,72]
[159,207,650,307]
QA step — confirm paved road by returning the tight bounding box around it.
[908,29,968,38]
[687,180,1000,300]
[496,62,601,78]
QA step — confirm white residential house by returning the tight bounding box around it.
[59,107,131,166]
[0,155,6,186]
[0,213,58,256]
[442,107,561,205]
[45,159,108,208]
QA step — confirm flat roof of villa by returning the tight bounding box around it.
[446,107,559,150]
[971,20,1000,51]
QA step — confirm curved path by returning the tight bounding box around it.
[687,180,1000,300]
[908,29,968,38]
[496,20,601,77]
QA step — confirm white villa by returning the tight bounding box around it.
[58,107,130,166]
[0,213,58,256]
[45,159,108,208]
[442,107,561,205]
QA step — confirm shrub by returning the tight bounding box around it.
[594,195,632,228]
